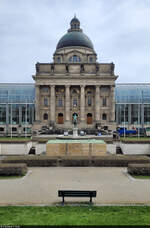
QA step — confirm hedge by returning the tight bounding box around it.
[128,163,150,175]
[2,155,150,167]
[0,163,27,176]
[2,155,58,167]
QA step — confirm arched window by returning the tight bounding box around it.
[102,113,107,120]
[73,98,77,107]
[58,98,63,107]
[44,98,48,107]
[87,113,93,124]
[43,113,48,120]
[57,57,61,63]
[88,97,92,106]
[69,55,81,63]
[58,113,64,124]
[102,97,107,107]
[89,57,93,63]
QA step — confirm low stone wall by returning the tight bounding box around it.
[0,142,32,155]
[46,139,106,157]
[0,163,27,176]
[119,142,150,155]
[2,155,150,167]
[128,163,150,175]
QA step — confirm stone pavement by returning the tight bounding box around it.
[0,167,150,205]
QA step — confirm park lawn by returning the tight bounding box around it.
[0,176,23,180]
[132,175,150,179]
[0,137,31,142]
[0,206,150,225]
[120,137,150,141]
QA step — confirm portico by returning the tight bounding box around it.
[33,16,118,132]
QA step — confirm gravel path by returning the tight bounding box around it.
[0,167,150,205]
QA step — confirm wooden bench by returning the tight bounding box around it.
[58,190,97,204]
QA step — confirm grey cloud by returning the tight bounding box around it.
[0,0,150,83]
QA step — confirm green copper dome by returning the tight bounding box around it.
[56,16,94,50]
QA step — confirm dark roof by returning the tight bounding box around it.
[115,83,150,104]
[70,17,80,24]
[56,31,94,50]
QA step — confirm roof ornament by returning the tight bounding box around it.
[69,15,81,32]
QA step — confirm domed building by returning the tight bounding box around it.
[33,16,118,132]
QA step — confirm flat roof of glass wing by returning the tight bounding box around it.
[0,83,35,103]
[0,83,150,104]
[115,84,150,104]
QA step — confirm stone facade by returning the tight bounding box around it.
[33,17,118,132]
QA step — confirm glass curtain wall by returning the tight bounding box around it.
[0,84,35,136]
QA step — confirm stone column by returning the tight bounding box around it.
[35,85,40,121]
[110,86,115,122]
[80,85,85,122]
[50,85,55,122]
[65,85,70,122]
[95,85,100,121]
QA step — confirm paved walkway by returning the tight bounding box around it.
[0,167,150,205]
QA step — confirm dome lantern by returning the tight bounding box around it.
[70,15,80,31]
[56,16,94,50]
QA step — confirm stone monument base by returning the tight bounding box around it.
[46,139,106,157]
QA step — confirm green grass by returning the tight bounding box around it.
[0,206,150,225]
[0,137,31,141]
[132,175,150,179]
[120,137,150,141]
[0,175,24,180]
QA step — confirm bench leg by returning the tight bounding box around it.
[90,196,92,204]
[62,196,65,205]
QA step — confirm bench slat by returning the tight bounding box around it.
[58,190,97,197]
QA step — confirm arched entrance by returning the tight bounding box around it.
[87,113,93,124]
[58,113,64,124]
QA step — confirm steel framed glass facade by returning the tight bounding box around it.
[0,84,35,136]
[0,83,150,135]
[115,84,150,127]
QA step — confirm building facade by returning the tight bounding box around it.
[0,84,150,136]
[33,16,118,131]
[0,18,149,136]
[0,83,34,136]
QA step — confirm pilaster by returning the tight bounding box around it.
[95,85,100,121]
[65,85,70,122]
[50,85,55,122]
[110,86,115,122]
[35,85,40,121]
[80,85,85,122]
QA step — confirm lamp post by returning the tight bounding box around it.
[124,104,126,138]
[25,100,27,138]
[11,103,12,138]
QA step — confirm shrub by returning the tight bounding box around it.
[2,155,150,167]
[60,157,90,167]
[0,163,27,176]
[2,155,57,167]
[128,163,150,175]
[91,155,150,167]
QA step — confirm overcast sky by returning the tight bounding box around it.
[0,0,150,83]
